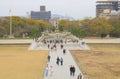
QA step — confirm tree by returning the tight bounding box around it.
[70,27,85,38]
[89,18,112,37]
[110,20,120,37]
[59,20,69,31]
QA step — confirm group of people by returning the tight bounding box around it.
[56,57,63,66]
[43,39,64,44]
[45,38,83,79]
[70,65,76,76]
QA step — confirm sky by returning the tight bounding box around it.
[0,0,97,20]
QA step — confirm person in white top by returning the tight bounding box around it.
[49,65,54,76]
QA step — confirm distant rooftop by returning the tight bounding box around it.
[97,0,120,1]
[97,0,120,3]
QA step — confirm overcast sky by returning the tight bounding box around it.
[0,0,97,20]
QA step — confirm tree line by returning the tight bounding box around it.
[0,16,54,38]
[0,16,120,38]
[58,17,120,38]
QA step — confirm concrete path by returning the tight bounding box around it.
[44,45,83,79]
[0,38,120,44]
[28,40,90,50]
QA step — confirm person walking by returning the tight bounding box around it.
[61,44,63,49]
[77,73,82,79]
[56,57,60,65]
[70,65,73,76]
[45,64,49,77]
[49,65,54,76]
[63,49,66,54]
[60,57,63,66]
[72,66,76,76]
[47,55,51,62]
[48,44,50,48]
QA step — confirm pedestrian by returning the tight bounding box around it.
[45,64,49,77]
[49,65,54,76]
[61,44,63,49]
[47,55,51,62]
[48,44,50,48]
[77,73,82,79]
[70,65,73,76]
[56,57,60,65]
[51,46,53,51]
[60,57,63,65]
[72,66,76,76]
[54,44,57,51]
[63,49,66,54]
[81,41,85,45]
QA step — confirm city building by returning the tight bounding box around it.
[96,0,120,17]
[31,6,51,22]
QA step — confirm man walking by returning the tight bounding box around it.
[72,66,75,76]
[70,65,76,76]
[60,57,63,65]
[47,55,51,62]
[56,57,60,65]
[70,65,73,76]
[77,73,82,79]
[63,49,66,54]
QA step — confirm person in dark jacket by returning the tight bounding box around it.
[56,57,60,65]
[60,57,63,65]
[72,66,75,76]
[63,49,66,54]
[47,55,51,62]
[70,65,73,76]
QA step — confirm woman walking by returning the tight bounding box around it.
[45,64,49,77]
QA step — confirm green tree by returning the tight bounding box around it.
[110,20,120,37]
[89,18,112,37]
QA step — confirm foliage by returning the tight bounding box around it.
[70,27,85,38]
[0,16,49,38]
[89,18,112,36]
[58,20,68,31]
[108,17,120,37]
[110,20,120,37]
[0,16,120,38]
[29,28,41,38]
[58,17,120,38]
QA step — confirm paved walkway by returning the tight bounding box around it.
[27,37,120,79]
[28,40,90,50]
[0,38,120,44]
[44,45,83,79]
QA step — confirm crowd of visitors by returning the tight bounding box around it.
[43,39,83,79]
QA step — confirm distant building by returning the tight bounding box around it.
[50,17,59,28]
[96,0,120,17]
[31,6,51,22]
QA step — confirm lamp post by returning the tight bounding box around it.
[10,9,12,37]
[9,9,14,38]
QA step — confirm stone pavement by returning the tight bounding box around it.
[28,40,90,50]
[44,45,83,79]
[28,39,90,79]
[27,37,120,79]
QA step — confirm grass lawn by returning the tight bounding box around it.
[71,44,120,79]
[0,46,48,79]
